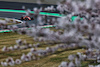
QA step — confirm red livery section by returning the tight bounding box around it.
[21,16,34,21]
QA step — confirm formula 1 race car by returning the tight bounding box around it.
[21,16,34,21]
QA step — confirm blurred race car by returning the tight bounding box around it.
[21,16,34,21]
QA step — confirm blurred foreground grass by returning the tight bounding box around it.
[0,32,97,67]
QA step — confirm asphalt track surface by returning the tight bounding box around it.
[0,1,79,33]
[0,1,59,33]
[0,1,58,27]
[0,12,38,26]
[0,1,56,10]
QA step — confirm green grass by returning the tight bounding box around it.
[0,32,97,67]
[6,23,17,25]
[0,18,5,20]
